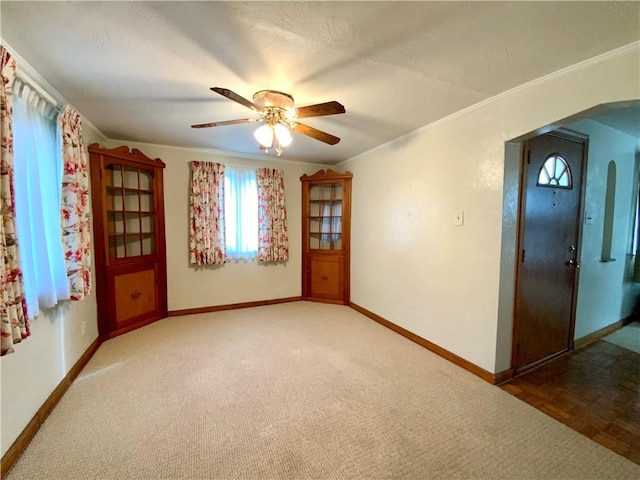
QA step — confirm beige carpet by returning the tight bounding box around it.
[602,322,640,354]
[6,302,640,479]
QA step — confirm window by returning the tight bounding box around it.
[537,154,572,188]
[12,79,69,317]
[189,164,288,264]
[224,167,258,259]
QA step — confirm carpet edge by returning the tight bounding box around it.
[167,296,303,317]
[349,302,511,384]
[1,337,102,480]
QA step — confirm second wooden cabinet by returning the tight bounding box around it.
[89,144,167,338]
[301,169,352,304]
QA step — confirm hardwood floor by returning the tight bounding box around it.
[501,340,640,465]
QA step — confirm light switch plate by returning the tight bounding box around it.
[584,210,594,225]
[454,210,464,226]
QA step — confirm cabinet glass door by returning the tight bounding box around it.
[105,164,155,260]
[308,183,343,250]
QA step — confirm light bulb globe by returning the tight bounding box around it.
[274,123,293,147]
[254,124,274,148]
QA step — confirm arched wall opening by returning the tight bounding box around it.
[496,101,640,374]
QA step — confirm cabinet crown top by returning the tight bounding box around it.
[300,169,353,181]
[88,144,166,167]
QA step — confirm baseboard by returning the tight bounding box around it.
[167,296,302,317]
[493,368,515,385]
[101,314,166,340]
[1,337,102,479]
[513,348,569,377]
[350,302,505,385]
[301,296,348,305]
[574,317,628,350]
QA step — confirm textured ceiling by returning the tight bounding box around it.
[2,1,639,164]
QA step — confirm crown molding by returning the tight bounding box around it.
[339,41,640,167]
[1,37,108,143]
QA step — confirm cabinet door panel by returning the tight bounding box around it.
[309,255,344,300]
[108,264,159,329]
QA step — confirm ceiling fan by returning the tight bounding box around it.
[191,87,346,155]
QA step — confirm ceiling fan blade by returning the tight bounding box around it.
[292,123,341,145]
[211,87,261,112]
[191,118,257,128]
[295,101,345,119]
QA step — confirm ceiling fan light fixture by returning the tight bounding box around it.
[253,90,294,110]
[254,123,274,149]
[194,87,345,153]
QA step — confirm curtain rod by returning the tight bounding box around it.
[14,69,61,110]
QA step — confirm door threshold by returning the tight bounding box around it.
[513,348,570,377]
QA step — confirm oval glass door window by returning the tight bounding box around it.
[537,154,572,189]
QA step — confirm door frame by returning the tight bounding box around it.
[511,128,590,374]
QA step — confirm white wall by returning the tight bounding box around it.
[566,119,640,339]
[340,46,640,374]
[1,125,103,457]
[105,140,325,311]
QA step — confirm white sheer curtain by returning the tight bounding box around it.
[12,79,69,317]
[225,167,258,259]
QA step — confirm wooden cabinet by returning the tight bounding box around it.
[89,144,167,338]
[301,169,352,304]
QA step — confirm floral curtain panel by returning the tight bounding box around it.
[190,161,226,265]
[59,105,92,300]
[257,168,289,262]
[1,46,29,355]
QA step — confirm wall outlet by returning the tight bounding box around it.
[81,321,87,336]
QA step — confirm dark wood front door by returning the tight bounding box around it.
[513,131,586,372]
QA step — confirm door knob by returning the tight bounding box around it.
[565,259,579,268]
